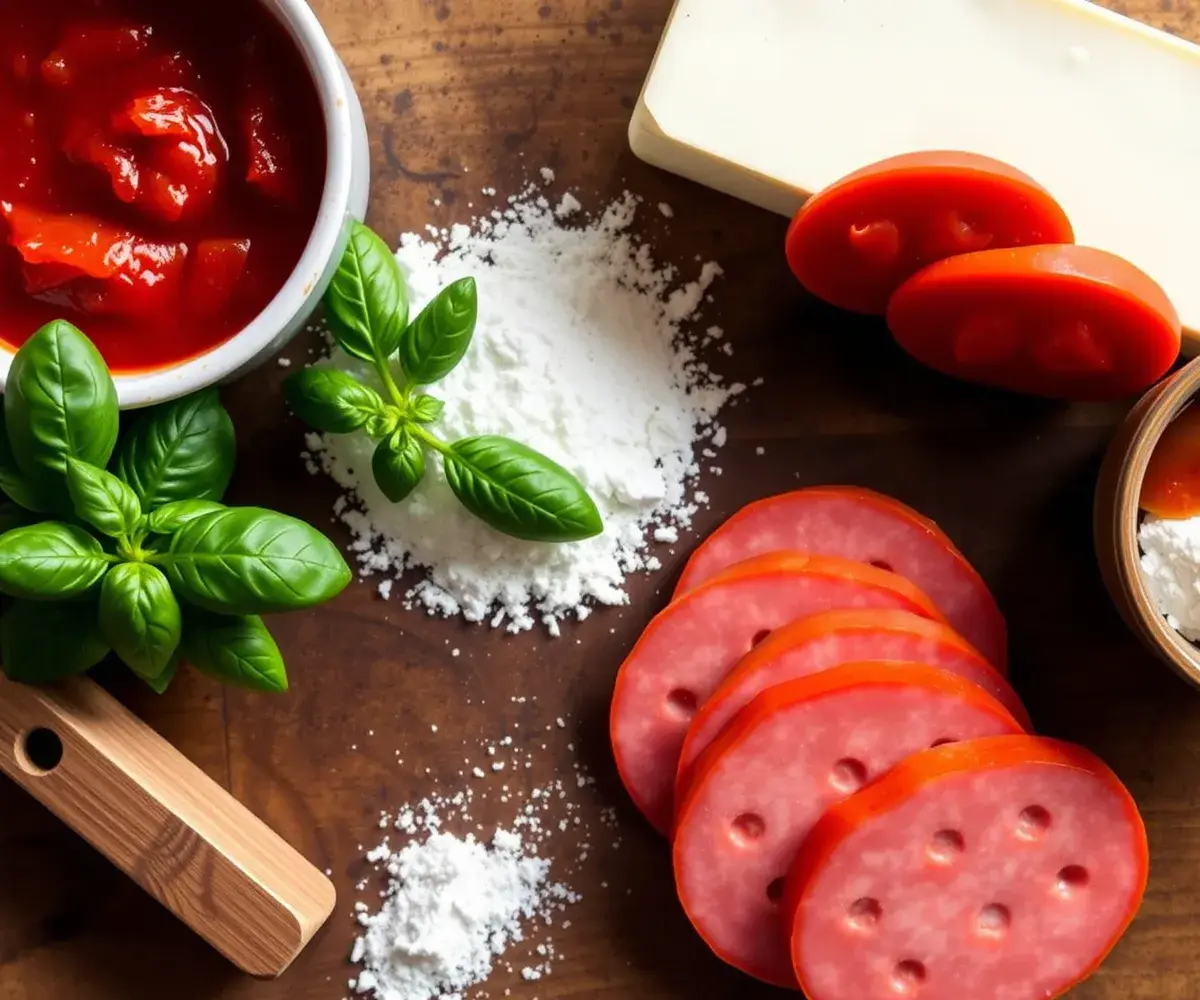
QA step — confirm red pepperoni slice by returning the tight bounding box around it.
[785,151,1074,315]
[676,610,1026,796]
[611,552,943,835]
[886,245,1181,401]
[673,663,1023,987]
[785,736,1148,1000]
[675,487,1007,671]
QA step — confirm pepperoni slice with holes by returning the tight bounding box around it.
[673,663,1023,987]
[674,487,1007,671]
[886,245,1181,401]
[610,552,943,835]
[676,610,1025,798]
[784,736,1148,1000]
[785,151,1074,314]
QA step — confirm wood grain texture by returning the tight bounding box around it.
[2,0,1198,998]
[0,676,335,978]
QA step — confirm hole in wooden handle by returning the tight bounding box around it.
[17,727,64,775]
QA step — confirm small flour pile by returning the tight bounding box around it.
[350,827,569,1000]
[348,713,606,1000]
[303,184,741,632]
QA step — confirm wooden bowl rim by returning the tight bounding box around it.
[1111,356,1200,685]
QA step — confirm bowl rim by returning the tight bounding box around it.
[0,0,354,410]
[1108,354,1200,684]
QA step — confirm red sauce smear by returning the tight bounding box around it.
[0,0,326,373]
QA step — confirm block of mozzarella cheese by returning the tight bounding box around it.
[630,0,1200,345]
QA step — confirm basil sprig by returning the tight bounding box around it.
[0,320,352,694]
[285,220,603,544]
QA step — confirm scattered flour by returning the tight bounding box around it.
[350,829,566,1000]
[303,183,737,633]
[348,720,612,1000]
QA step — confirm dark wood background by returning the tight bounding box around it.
[3,1,1199,997]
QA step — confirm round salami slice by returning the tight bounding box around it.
[676,609,1026,793]
[785,736,1149,1000]
[673,663,1023,988]
[674,486,1007,671]
[611,551,943,835]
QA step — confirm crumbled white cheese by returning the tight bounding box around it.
[1140,514,1200,640]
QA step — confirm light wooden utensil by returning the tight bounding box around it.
[1095,356,1200,687]
[0,673,336,977]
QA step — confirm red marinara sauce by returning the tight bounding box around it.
[0,0,327,372]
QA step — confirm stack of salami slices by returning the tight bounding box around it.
[610,486,1148,999]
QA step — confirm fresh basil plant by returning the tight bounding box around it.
[0,320,352,694]
[284,221,603,544]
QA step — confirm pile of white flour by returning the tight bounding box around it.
[348,713,609,1000]
[350,826,570,1000]
[302,184,741,633]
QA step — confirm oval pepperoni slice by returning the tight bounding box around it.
[887,244,1181,401]
[673,663,1023,988]
[674,487,1007,671]
[676,609,1026,796]
[785,736,1148,1000]
[785,151,1074,315]
[611,552,943,835]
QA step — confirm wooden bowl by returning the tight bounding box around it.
[1096,356,1200,685]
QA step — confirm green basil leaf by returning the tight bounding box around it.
[114,389,236,510]
[181,608,287,693]
[4,320,119,516]
[0,411,53,513]
[145,499,226,536]
[283,367,385,433]
[0,502,36,534]
[0,465,46,513]
[325,221,408,363]
[65,457,141,539]
[397,277,477,385]
[144,651,178,694]
[0,522,111,599]
[156,507,351,614]
[372,429,425,502]
[99,562,180,680]
[0,599,109,683]
[410,394,444,424]
[443,435,603,543]
[364,409,401,440]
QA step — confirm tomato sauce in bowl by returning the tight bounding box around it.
[0,0,327,373]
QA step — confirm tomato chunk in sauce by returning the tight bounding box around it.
[0,0,326,372]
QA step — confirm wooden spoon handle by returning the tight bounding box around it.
[0,674,335,977]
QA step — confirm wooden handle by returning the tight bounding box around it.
[0,674,335,977]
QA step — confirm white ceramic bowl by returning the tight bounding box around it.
[0,0,371,409]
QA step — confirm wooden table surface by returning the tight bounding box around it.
[4,0,1200,997]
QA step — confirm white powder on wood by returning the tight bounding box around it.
[350,829,563,1000]
[303,184,736,633]
[349,719,599,1000]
